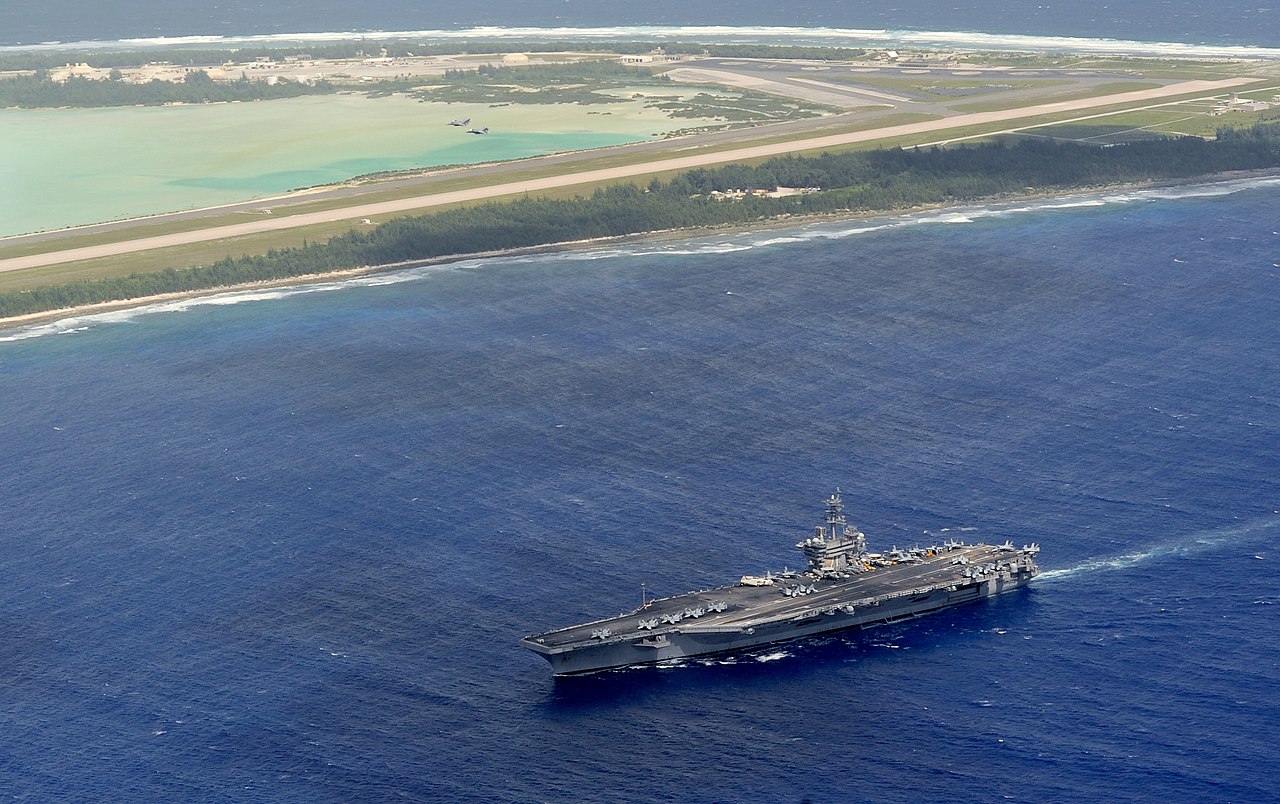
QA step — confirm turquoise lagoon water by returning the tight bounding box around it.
[1,93,697,237]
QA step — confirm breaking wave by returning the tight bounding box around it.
[7,26,1280,60]
[0,261,468,343]
[3,175,1278,344]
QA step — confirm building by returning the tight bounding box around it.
[1210,93,1271,115]
[49,63,110,82]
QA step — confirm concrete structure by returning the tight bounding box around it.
[1211,93,1271,114]
[49,63,110,82]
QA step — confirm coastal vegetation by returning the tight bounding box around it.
[0,69,331,107]
[3,122,1277,319]
[419,62,826,120]
[399,61,674,106]
[0,58,824,122]
[0,41,866,74]
[0,62,644,109]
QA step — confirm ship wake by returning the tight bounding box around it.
[1037,514,1280,583]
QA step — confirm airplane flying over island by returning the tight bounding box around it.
[448,118,470,126]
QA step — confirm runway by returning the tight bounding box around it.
[0,77,1252,275]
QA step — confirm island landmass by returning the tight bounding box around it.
[2,39,1278,324]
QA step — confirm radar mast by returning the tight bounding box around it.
[797,488,868,575]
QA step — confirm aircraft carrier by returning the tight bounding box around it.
[522,491,1040,675]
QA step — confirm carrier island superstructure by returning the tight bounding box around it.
[522,491,1040,675]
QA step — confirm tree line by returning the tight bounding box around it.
[0,41,868,73]
[442,61,659,83]
[0,70,332,107]
[3,123,1277,318]
[0,60,655,108]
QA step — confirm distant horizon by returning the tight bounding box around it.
[5,24,1280,61]
[7,0,1278,49]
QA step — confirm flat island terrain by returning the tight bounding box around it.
[2,38,1278,320]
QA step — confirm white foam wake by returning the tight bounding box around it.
[1037,515,1280,582]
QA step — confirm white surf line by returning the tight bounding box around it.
[0,78,1254,275]
[20,26,1280,61]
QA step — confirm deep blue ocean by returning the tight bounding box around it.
[2,180,1278,800]
[6,0,1279,48]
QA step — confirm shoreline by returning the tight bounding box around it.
[6,26,1280,60]
[3,167,1278,333]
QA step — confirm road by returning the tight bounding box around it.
[0,77,1252,275]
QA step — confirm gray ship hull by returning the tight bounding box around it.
[523,541,1039,676]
